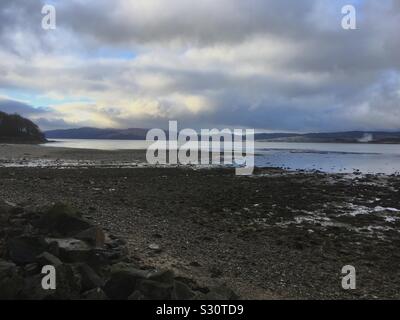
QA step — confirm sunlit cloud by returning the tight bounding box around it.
[0,0,399,131]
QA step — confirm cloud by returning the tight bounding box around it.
[0,0,399,131]
[0,97,44,115]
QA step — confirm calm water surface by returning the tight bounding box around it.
[44,139,400,174]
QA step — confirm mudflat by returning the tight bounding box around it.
[0,143,147,166]
[0,144,399,299]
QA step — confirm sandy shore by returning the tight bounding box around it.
[0,143,148,167]
[1,144,400,299]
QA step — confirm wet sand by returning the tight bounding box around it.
[0,144,399,299]
[0,143,147,166]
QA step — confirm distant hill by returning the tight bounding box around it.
[45,127,149,140]
[45,127,400,144]
[0,111,46,144]
[255,131,400,143]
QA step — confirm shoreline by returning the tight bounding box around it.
[1,144,400,299]
[1,143,400,176]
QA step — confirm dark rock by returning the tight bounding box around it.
[128,290,146,300]
[45,238,107,267]
[75,227,105,248]
[52,264,82,299]
[104,263,149,300]
[7,236,46,264]
[20,264,81,300]
[36,252,62,267]
[9,218,29,229]
[19,274,53,300]
[47,241,60,257]
[81,287,107,300]
[46,238,90,252]
[116,238,127,245]
[36,203,91,237]
[192,292,208,300]
[203,285,239,300]
[76,263,104,292]
[172,281,195,300]
[103,250,123,262]
[106,238,126,248]
[103,272,137,300]
[24,263,40,276]
[209,267,223,278]
[0,201,237,301]
[0,259,24,299]
[137,280,173,300]
[147,269,174,284]
[109,262,149,277]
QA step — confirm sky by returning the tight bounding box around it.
[0,0,399,132]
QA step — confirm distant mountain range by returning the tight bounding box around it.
[45,127,149,140]
[45,127,400,144]
[255,131,400,143]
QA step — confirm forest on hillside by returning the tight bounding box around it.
[0,111,46,143]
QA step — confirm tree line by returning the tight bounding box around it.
[0,111,46,142]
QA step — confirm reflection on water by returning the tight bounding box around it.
[44,139,400,174]
[255,142,400,174]
[255,149,400,174]
[45,139,151,150]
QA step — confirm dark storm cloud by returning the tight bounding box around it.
[0,98,44,115]
[0,0,399,131]
[58,0,318,46]
[0,97,80,130]
[0,0,45,54]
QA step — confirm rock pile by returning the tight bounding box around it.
[0,201,238,300]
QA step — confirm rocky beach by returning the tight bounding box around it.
[1,144,400,299]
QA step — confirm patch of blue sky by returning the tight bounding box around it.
[0,89,94,109]
[82,48,137,60]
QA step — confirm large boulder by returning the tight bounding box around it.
[103,263,149,300]
[137,280,173,300]
[19,264,81,300]
[136,270,175,300]
[7,236,47,265]
[172,280,196,300]
[23,263,40,276]
[0,201,239,300]
[203,285,239,300]
[147,269,175,284]
[0,259,24,299]
[75,227,105,248]
[45,238,108,268]
[128,290,146,300]
[76,263,104,292]
[35,203,91,237]
[36,252,62,267]
[54,264,83,298]
[82,287,107,300]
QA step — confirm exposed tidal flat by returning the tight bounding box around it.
[1,144,400,299]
